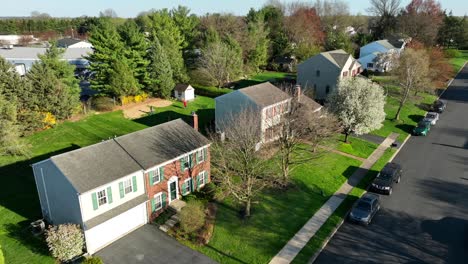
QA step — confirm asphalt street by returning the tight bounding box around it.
[315,64,468,264]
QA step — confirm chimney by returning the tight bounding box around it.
[295,84,301,102]
[191,111,198,131]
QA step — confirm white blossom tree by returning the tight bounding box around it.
[45,224,84,262]
[327,77,386,142]
[373,50,399,72]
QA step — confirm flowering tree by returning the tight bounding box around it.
[46,224,84,262]
[327,77,386,142]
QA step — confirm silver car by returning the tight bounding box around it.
[423,112,439,125]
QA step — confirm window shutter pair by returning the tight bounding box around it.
[161,193,167,208]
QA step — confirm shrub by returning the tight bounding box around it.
[82,256,103,264]
[42,112,56,129]
[444,49,461,58]
[192,85,232,98]
[45,224,84,262]
[91,97,115,112]
[179,200,206,235]
[0,244,4,264]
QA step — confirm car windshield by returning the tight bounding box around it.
[356,201,371,211]
[378,172,393,180]
[426,114,436,118]
[418,123,427,128]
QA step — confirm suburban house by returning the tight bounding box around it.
[0,34,37,45]
[215,82,321,146]
[57,38,93,49]
[0,46,92,75]
[297,49,362,99]
[358,38,407,72]
[173,84,195,102]
[32,119,210,254]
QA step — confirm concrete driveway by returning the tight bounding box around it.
[96,225,217,264]
[315,64,468,264]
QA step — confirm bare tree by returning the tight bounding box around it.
[393,48,430,120]
[210,108,272,218]
[99,8,118,18]
[367,0,402,16]
[313,0,350,29]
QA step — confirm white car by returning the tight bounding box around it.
[423,112,439,125]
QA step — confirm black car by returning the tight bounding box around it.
[348,193,380,225]
[370,162,402,195]
[431,100,446,113]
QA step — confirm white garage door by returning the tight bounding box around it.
[85,203,147,254]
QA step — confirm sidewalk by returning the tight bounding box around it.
[269,132,399,264]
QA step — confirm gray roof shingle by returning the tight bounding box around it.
[174,84,191,93]
[0,47,92,60]
[57,38,83,47]
[239,82,291,107]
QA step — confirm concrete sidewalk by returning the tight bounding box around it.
[269,133,399,264]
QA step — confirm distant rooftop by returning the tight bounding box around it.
[0,46,92,60]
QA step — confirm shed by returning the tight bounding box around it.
[174,84,195,101]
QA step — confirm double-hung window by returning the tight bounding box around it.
[183,178,192,195]
[199,171,206,186]
[124,178,132,194]
[152,169,161,184]
[196,149,204,163]
[97,189,107,206]
[154,193,162,211]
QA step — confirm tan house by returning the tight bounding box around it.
[297,49,362,99]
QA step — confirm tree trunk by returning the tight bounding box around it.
[244,199,251,218]
[395,86,411,120]
[344,132,349,143]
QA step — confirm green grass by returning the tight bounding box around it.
[183,151,362,264]
[0,244,4,264]
[369,77,437,142]
[291,147,397,264]
[448,50,468,72]
[331,135,379,159]
[0,96,214,264]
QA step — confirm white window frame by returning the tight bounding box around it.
[199,171,206,187]
[123,178,133,194]
[183,178,192,195]
[152,168,161,185]
[97,189,107,206]
[154,192,163,211]
[182,155,189,171]
[196,149,204,164]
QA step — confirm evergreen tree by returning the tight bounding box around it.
[118,20,151,88]
[0,95,29,156]
[170,6,199,50]
[246,13,270,72]
[87,19,125,94]
[148,36,175,98]
[108,59,140,99]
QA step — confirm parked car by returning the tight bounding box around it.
[431,100,446,113]
[370,162,402,195]
[348,193,380,225]
[413,120,431,136]
[423,112,439,125]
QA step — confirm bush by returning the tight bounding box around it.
[82,256,103,264]
[0,244,4,264]
[45,224,84,262]
[192,85,232,98]
[91,97,115,112]
[179,200,206,235]
[444,49,461,58]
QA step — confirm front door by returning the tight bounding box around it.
[169,181,177,202]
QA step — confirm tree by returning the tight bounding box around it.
[197,39,243,87]
[179,200,205,235]
[328,77,386,142]
[260,5,291,59]
[170,6,200,51]
[367,0,401,39]
[0,95,29,156]
[147,36,175,98]
[118,20,150,88]
[210,109,272,218]
[437,12,467,49]
[45,224,84,262]
[99,9,118,18]
[108,59,140,100]
[245,12,270,72]
[397,0,443,46]
[324,29,353,54]
[392,49,430,120]
[313,0,350,30]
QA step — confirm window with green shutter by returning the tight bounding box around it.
[189,154,194,168]
[161,192,167,208]
[204,171,209,184]
[91,192,98,210]
[107,187,113,204]
[119,182,124,198]
[151,198,156,212]
[180,157,186,171]
[132,176,137,192]
[148,171,154,185]
[203,148,208,161]
[159,167,164,181]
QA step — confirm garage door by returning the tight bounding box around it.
[85,203,147,254]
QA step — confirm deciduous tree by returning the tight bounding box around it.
[0,95,29,156]
[328,77,386,142]
[367,0,401,39]
[46,224,84,262]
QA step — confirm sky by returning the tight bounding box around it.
[0,0,466,18]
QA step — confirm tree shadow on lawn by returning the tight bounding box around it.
[408,114,425,123]
[416,102,432,112]
[395,124,415,135]
[4,221,50,256]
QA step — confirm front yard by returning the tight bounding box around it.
[449,50,468,72]
[0,96,214,264]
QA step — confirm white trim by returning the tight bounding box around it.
[167,176,179,203]
[153,192,163,211]
[182,178,193,195]
[143,144,211,173]
[196,149,205,164]
[151,168,161,185]
[83,172,140,197]
[198,170,207,188]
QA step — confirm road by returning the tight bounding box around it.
[315,64,468,264]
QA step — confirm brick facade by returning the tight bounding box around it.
[145,146,211,222]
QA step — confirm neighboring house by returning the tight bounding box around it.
[0,34,36,45]
[358,38,407,72]
[0,47,92,75]
[32,119,210,254]
[297,49,362,99]
[215,82,321,145]
[173,84,195,102]
[57,38,93,49]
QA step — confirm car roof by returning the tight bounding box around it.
[382,162,401,173]
[361,193,379,202]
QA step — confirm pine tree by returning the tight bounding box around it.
[108,59,140,100]
[246,14,270,72]
[148,36,175,98]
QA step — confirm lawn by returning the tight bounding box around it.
[0,96,214,264]
[184,150,362,264]
[449,50,468,72]
[291,147,397,264]
[369,77,437,141]
[325,135,379,159]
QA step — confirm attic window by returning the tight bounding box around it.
[316,70,320,77]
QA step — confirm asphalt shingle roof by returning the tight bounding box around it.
[238,82,291,107]
[320,49,352,69]
[0,47,92,60]
[57,38,83,47]
[174,84,191,93]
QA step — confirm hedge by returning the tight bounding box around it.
[193,85,232,98]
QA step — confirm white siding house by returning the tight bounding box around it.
[359,39,407,72]
[173,84,195,101]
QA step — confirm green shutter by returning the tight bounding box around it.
[196,175,201,190]
[180,157,185,171]
[107,187,113,204]
[151,198,156,212]
[91,192,98,210]
[203,148,208,161]
[189,154,194,168]
[149,171,154,185]
[159,167,164,181]
[204,171,209,184]
[162,193,167,208]
[119,182,124,198]
[182,182,186,195]
[191,177,195,192]
[196,151,199,164]
[132,176,137,192]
